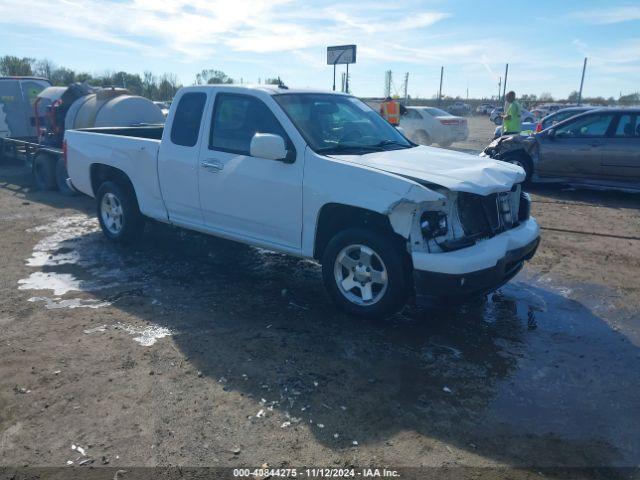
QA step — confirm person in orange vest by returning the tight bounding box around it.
[380,96,401,126]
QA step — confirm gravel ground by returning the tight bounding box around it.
[0,118,639,479]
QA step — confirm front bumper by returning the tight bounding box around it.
[411,218,540,303]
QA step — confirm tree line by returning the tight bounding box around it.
[0,56,285,101]
[3,55,637,105]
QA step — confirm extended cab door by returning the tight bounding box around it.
[197,91,304,251]
[157,89,210,226]
[600,113,640,183]
[536,112,615,179]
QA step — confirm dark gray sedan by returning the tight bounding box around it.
[482,108,640,191]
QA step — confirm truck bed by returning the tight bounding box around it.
[65,128,168,221]
[76,125,164,140]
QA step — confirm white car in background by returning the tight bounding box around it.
[400,107,469,147]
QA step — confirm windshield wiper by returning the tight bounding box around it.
[374,139,413,149]
[316,144,385,155]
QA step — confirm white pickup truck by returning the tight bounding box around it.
[65,85,540,317]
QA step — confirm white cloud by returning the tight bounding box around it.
[0,0,452,60]
[570,6,640,25]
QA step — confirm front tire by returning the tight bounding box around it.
[96,181,144,243]
[321,228,410,318]
[502,153,533,184]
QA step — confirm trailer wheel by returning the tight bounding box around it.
[55,156,77,196]
[33,153,57,191]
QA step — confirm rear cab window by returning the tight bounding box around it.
[170,92,207,147]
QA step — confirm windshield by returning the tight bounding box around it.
[274,93,414,155]
[423,107,450,117]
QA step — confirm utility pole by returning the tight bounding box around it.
[384,70,392,98]
[403,72,409,104]
[577,57,587,105]
[332,64,336,91]
[498,76,501,101]
[438,66,444,106]
[502,63,509,101]
[341,72,346,93]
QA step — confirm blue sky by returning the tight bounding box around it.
[1,0,639,99]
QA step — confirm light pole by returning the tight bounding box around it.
[577,57,587,105]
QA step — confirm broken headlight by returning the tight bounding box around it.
[420,211,448,239]
[518,191,531,221]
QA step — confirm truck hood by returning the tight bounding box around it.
[333,145,525,195]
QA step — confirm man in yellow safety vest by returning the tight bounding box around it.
[502,91,522,135]
[380,96,401,126]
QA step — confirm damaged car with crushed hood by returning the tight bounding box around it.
[65,85,540,318]
[482,108,640,191]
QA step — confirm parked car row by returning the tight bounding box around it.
[476,103,497,115]
[493,106,597,138]
[483,107,640,191]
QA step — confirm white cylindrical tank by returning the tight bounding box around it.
[65,88,165,131]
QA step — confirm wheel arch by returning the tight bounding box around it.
[313,203,404,261]
[90,163,140,208]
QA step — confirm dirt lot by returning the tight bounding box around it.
[1,117,639,479]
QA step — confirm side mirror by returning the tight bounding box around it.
[547,128,556,139]
[250,133,290,162]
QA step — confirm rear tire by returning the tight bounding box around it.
[55,157,78,196]
[96,180,145,243]
[321,228,410,318]
[33,153,57,191]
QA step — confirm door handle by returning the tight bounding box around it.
[201,160,223,172]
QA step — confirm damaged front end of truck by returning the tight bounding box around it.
[387,182,532,256]
[384,178,538,304]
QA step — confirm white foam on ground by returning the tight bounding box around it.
[19,215,131,306]
[19,272,82,296]
[28,297,112,310]
[116,323,173,346]
[26,215,99,267]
